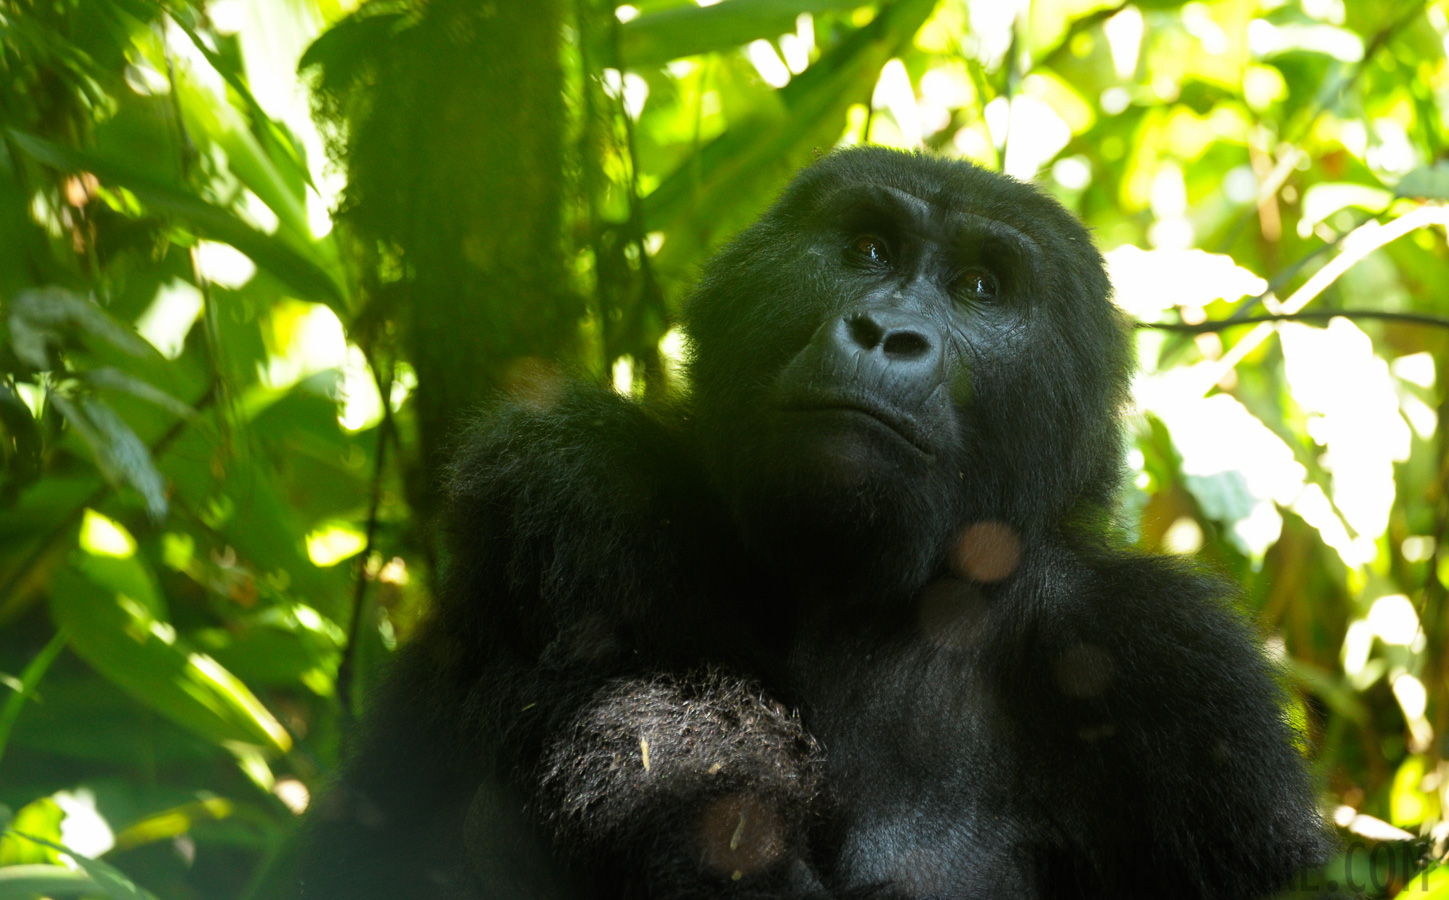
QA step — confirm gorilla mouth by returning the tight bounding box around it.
[785,398,934,458]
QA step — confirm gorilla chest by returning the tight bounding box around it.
[797,644,1049,898]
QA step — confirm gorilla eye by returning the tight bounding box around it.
[958,267,999,302]
[851,234,890,266]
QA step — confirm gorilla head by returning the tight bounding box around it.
[684,149,1134,595]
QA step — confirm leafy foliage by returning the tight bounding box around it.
[0,0,1447,896]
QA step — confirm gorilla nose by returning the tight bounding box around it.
[839,310,941,368]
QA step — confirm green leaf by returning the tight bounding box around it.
[73,546,166,618]
[1389,754,1437,827]
[1396,162,1449,200]
[49,394,168,520]
[67,852,154,900]
[0,674,216,766]
[6,130,348,312]
[172,64,316,248]
[1393,864,1449,900]
[0,380,42,490]
[48,552,292,755]
[0,830,159,900]
[172,18,316,193]
[111,796,234,853]
[0,865,107,900]
[0,798,62,865]
[609,0,869,67]
[195,603,344,692]
[1284,658,1366,724]
[81,367,196,420]
[7,286,155,371]
[0,631,67,768]
[645,0,937,274]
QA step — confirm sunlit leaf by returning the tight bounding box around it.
[1138,391,1304,559]
[111,797,233,853]
[0,829,158,900]
[171,17,317,192]
[1389,754,1439,827]
[6,130,348,312]
[171,65,317,246]
[1392,864,1449,900]
[195,603,344,692]
[48,552,292,755]
[609,0,867,67]
[645,0,937,274]
[0,797,62,865]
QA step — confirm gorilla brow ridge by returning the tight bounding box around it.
[815,182,1042,257]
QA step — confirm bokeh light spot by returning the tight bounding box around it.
[80,509,137,558]
[1367,593,1420,646]
[949,521,1021,582]
[306,524,365,566]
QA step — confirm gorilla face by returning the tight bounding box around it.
[684,150,1132,593]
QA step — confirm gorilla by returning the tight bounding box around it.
[298,148,1332,899]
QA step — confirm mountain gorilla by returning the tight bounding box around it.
[299,148,1331,899]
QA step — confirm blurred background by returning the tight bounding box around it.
[1,0,1447,896]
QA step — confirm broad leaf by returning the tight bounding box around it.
[644,0,937,275]
[0,866,108,900]
[7,131,348,312]
[49,551,292,755]
[49,394,168,520]
[1397,162,1449,200]
[608,0,869,67]
[7,287,154,371]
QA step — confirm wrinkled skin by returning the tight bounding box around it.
[298,149,1332,900]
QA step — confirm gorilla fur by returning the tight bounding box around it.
[298,148,1332,899]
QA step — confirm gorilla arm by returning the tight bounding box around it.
[437,386,829,897]
[999,542,1331,898]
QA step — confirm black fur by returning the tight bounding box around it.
[298,148,1331,899]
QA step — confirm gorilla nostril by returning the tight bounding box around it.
[846,315,885,350]
[882,330,930,358]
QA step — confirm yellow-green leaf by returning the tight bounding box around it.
[48,552,291,755]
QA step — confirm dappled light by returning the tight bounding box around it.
[79,509,137,558]
[273,778,311,816]
[135,279,206,359]
[1280,319,1409,541]
[305,523,366,567]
